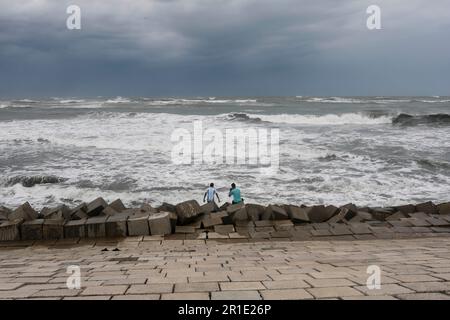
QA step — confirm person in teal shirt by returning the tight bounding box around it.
[228,183,243,204]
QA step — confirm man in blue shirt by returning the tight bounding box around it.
[203,183,220,204]
[228,183,243,204]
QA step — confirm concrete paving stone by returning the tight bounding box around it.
[310,229,332,237]
[260,289,313,300]
[402,281,450,292]
[211,290,262,300]
[30,289,81,297]
[127,284,173,294]
[307,286,364,299]
[433,274,450,281]
[112,294,160,300]
[0,283,24,290]
[262,280,310,289]
[214,225,235,234]
[341,295,398,300]
[162,292,209,300]
[220,281,265,291]
[392,274,441,283]
[81,285,128,296]
[355,283,414,296]
[64,295,111,300]
[305,278,357,288]
[397,292,450,300]
[174,282,219,292]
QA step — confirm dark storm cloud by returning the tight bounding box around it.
[0,0,449,97]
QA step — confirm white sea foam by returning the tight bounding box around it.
[105,96,132,103]
[250,113,393,125]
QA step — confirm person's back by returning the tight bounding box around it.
[204,183,220,203]
[229,183,242,204]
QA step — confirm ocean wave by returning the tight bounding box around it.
[299,97,412,104]
[105,96,132,103]
[144,98,259,106]
[225,112,393,125]
[5,175,68,188]
[392,113,450,126]
[59,99,86,104]
[298,97,450,104]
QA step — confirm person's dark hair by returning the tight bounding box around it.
[231,183,236,188]
[210,183,214,187]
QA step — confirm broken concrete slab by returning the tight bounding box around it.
[86,216,108,238]
[201,214,223,228]
[386,211,407,221]
[86,197,108,217]
[307,205,339,223]
[394,204,416,214]
[140,203,158,214]
[70,203,88,220]
[148,212,172,235]
[415,201,438,215]
[127,214,150,236]
[231,207,248,222]
[20,219,44,240]
[157,202,177,213]
[64,219,87,238]
[261,205,288,220]
[200,201,218,214]
[327,208,356,223]
[44,205,71,221]
[9,202,38,221]
[43,219,65,240]
[245,204,265,221]
[109,199,126,213]
[175,200,202,225]
[437,202,450,215]
[285,205,310,223]
[102,206,119,216]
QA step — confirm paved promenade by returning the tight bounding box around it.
[1,236,450,300]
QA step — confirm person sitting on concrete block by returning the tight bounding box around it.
[228,183,243,204]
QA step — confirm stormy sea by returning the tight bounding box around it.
[0,96,449,210]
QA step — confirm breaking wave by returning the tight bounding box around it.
[5,175,68,188]
[392,113,450,126]
[224,112,392,125]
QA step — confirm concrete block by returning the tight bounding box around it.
[21,219,44,240]
[43,219,64,239]
[127,215,150,236]
[86,197,108,217]
[64,219,87,238]
[105,215,128,237]
[9,202,37,221]
[0,219,22,241]
[148,212,172,235]
[86,216,107,238]
[175,200,202,225]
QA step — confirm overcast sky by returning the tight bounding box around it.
[0,0,449,97]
